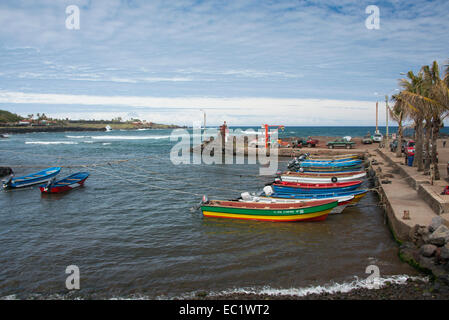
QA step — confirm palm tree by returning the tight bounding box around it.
[400,61,449,180]
[389,94,407,158]
[399,70,426,172]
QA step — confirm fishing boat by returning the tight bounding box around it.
[280,170,366,183]
[200,197,337,222]
[105,125,112,132]
[39,172,89,194]
[240,190,354,215]
[272,180,363,194]
[298,165,363,173]
[304,153,360,161]
[2,167,61,189]
[299,159,362,168]
[264,188,369,206]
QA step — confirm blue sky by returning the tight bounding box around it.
[0,0,448,126]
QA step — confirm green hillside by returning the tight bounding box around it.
[0,109,23,123]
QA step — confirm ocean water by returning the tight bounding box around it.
[0,127,420,299]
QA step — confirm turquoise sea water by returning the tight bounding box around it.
[0,127,420,299]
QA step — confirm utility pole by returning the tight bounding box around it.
[385,95,389,150]
[374,101,379,133]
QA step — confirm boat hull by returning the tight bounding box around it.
[201,200,337,222]
[267,190,368,206]
[280,172,366,183]
[39,172,89,194]
[272,181,362,193]
[3,167,61,189]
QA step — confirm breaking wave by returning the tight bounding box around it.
[168,274,428,300]
[25,141,78,145]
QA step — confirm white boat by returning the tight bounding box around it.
[105,125,112,132]
[280,172,366,183]
[239,191,354,214]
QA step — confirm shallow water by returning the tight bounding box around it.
[0,128,418,299]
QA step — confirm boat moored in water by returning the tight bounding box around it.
[280,170,367,183]
[2,167,61,189]
[200,196,338,222]
[272,180,363,193]
[39,172,89,194]
[264,188,369,207]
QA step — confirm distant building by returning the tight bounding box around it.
[18,120,32,126]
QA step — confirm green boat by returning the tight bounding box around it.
[200,198,337,222]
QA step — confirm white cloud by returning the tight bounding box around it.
[0,90,386,126]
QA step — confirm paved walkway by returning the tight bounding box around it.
[371,146,449,240]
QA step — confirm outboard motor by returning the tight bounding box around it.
[2,174,14,189]
[263,185,274,196]
[241,192,253,201]
[44,177,56,192]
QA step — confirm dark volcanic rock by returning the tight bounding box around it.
[429,217,444,233]
[420,244,437,257]
[0,167,12,177]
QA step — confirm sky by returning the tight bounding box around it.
[0,0,448,126]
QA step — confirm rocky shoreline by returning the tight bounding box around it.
[191,278,449,300]
[400,216,449,285]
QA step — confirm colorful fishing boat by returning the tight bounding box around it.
[272,180,363,194]
[305,154,360,161]
[264,189,369,206]
[200,198,337,222]
[240,190,354,215]
[298,166,363,173]
[299,159,362,168]
[280,171,366,183]
[39,172,89,194]
[2,167,61,189]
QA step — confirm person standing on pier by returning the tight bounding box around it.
[220,121,228,145]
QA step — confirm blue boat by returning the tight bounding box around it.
[272,181,363,194]
[299,159,362,168]
[39,172,89,193]
[265,189,368,200]
[2,167,61,189]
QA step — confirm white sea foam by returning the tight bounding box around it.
[102,143,111,145]
[91,135,170,140]
[25,141,78,145]
[167,274,428,300]
[66,135,89,138]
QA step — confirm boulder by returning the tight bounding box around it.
[440,245,449,260]
[429,216,444,233]
[429,225,449,246]
[430,237,447,247]
[0,167,12,178]
[420,244,437,257]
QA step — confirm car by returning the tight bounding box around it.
[362,133,373,144]
[326,138,356,149]
[291,137,319,148]
[372,132,383,143]
[302,136,319,147]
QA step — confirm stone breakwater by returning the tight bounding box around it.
[401,216,449,284]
